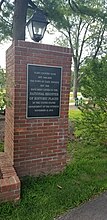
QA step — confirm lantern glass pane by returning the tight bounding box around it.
[33,21,46,36]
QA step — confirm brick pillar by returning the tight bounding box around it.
[5,41,71,177]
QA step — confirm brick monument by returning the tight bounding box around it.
[4,41,71,177]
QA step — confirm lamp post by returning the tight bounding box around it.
[27,9,49,42]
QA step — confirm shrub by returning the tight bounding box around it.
[77,55,107,145]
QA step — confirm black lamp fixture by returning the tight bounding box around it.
[27,8,49,42]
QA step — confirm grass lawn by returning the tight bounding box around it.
[0,110,107,220]
[69,109,81,120]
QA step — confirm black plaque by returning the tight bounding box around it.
[26,64,62,118]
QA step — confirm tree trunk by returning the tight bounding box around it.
[73,75,78,99]
[13,0,29,40]
[73,66,78,99]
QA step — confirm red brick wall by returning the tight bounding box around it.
[4,44,15,163]
[0,115,5,142]
[0,152,20,202]
[5,41,71,177]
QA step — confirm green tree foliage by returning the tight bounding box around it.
[0,0,107,99]
[34,0,107,98]
[70,0,107,23]
[0,0,107,41]
[0,0,14,41]
[78,55,107,145]
[0,0,31,41]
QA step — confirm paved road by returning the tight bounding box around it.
[57,191,107,220]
